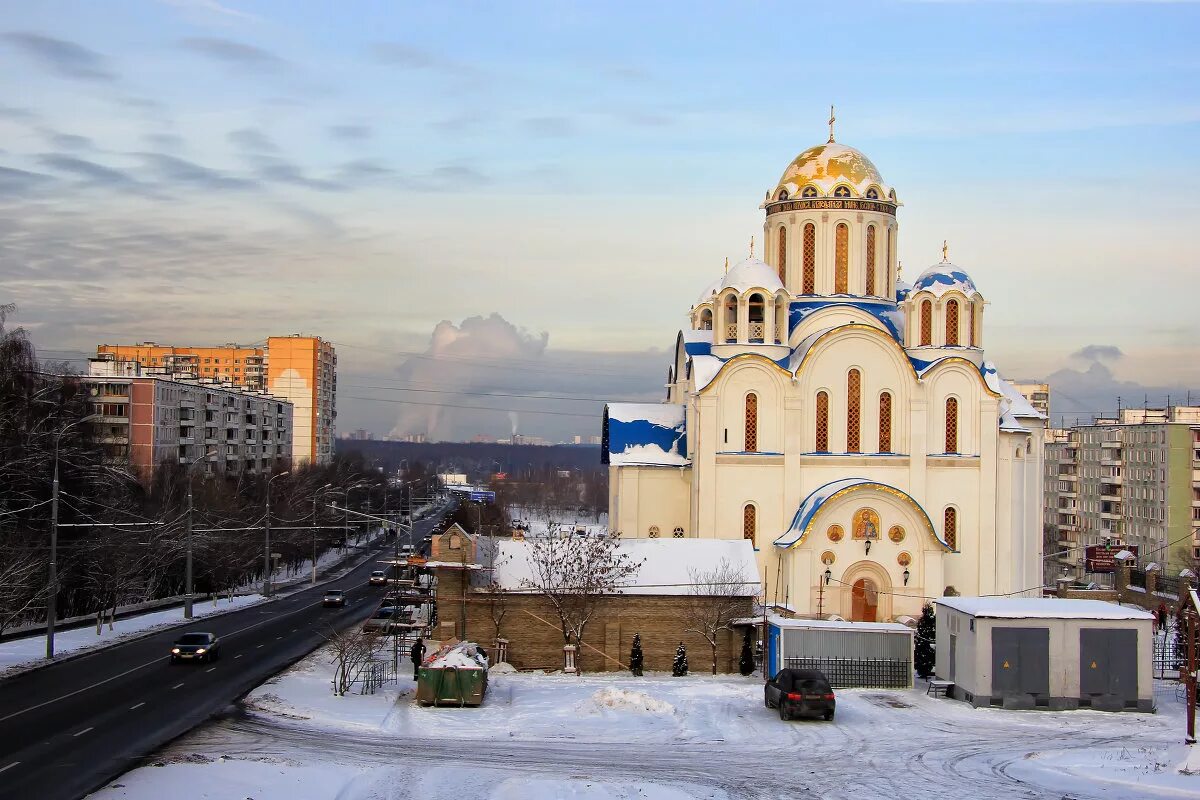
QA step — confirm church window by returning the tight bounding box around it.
[879,391,893,453]
[920,300,932,345]
[866,187,880,199]
[777,189,789,201]
[802,223,816,294]
[946,299,960,346]
[777,226,786,283]
[846,369,861,453]
[945,397,959,454]
[672,526,685,538]
[743,504,756,546]
[834,223,849,294]
[886,227,893,293]
[802,186,818,198]
[968,302,976,347]
[833,186,851,198]
[748,294,765,342]
[815,391,830,452]
[648,526,660,538]
[943,507,957,550]
[865,225,877,296]
[699,308,712,330]
[745,393,758,452]
[723,293,738,343]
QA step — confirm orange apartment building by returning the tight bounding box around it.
[96,335,336,465]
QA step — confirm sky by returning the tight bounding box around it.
[2,0,1198,440]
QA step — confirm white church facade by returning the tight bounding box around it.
[603,128,1046,622]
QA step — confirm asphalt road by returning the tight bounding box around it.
[0,506,450,800]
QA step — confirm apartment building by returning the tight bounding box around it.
[1012,381,1051,422]
[84,359,293,480]
[96,334,335,465]
[1044,406,1200,583]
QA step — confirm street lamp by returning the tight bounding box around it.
[311,483,334,585]
[902,567,911,586]
[824,568,832,585]
[46,413,99,659]
[263,470,290,597]
[864,539,872,556]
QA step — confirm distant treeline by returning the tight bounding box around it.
[336,439,605,478]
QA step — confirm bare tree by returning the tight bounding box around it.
[520,531,641,673]
[323,626,386,696]
[0,543,43,636]
[684,558,754,675]
[472,530,511,648]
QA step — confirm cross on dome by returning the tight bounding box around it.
[828,104,836,143]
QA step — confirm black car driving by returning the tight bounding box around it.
[170,632,221,664]
[764,668,836,721]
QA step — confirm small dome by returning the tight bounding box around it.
[716,257,784,295]
[911,262,980,298]
[769,142,893,201]
[895,275,913,303]
[695,275,723,306]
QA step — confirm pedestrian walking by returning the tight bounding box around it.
[1157,602,1168,634]
[410,637,426,681]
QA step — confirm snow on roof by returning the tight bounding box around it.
[895,276,912,302]
[768,614,912,634]
[681,328,712,357]
[605,403,688,467]
[911,262,981,298]
[788,299,903,342]
[716,257,784,295]
[691,354,724,391]
[695,275,724,306]
[775,478,947,550]
[487,538,761,596]
[935,597,1153,621]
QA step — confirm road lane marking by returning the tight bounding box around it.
[206,667,217,673]
[234,654,243,659]
[72,727,93,737]
[0,762,19,774]
[275,636,283,640]
[130,702,145,710]
[256,644,265,649]
[171,683,184,689]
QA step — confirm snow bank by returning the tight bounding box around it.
[579,687,676,716]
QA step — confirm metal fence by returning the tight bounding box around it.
[1129,569,1146,589]
[784,656,911,689]
[1156,575,1181,597]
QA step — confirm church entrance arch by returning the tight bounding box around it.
[851,578,878,622]
[840,560,892,622]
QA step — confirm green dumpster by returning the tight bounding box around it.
[416,642,489,707]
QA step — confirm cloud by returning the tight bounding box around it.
[36,154,139,188]
[137,152,257,191]
[42,130,94,151]
[227,127,278,152]
[0,166,54,195]
[334,159,394,182]
[179,36,284,69]
[1,32,116,81]
[0,104,38,122]
[1069,344,1124,363]
[251,156,342,191]
[524,116,576,138]
[429,164,489,186]
[371,42,447,70]
[328,124,372,141]
[430,112,483,134]
[156,0,259,23]
[143,132,185,150]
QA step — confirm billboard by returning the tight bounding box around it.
[1085,544,1137,573]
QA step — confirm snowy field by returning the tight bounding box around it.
[508,505,608,537]
[89,645,1200,800]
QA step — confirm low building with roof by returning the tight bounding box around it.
[934,596,1154,711]
[603,118,1047,623]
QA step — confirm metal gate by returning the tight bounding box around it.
[1080,628,1137,708]
[992,627,1049,706]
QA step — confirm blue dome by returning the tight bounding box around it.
[911,262,980,298]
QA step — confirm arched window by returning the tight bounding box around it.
[699,308,712,330]
[748,293,765,342]
[943,507,957,550]
[920,299,932,346]
[834,223,849,294]
[846,369,861,453]
[968,302,976,347]
[802,186,818,198]
[886,227,893,294]
[879,391,892,453]
[833,186,851,198]
[946,299,960,346]
[865,225,877,296]
[802,223,816,294]
[815,391,829,452]
[743,504,756,546]
[777,226,787,283]
[945,397,959,454]
[723,293,738,343]
[777,189,789,201]
[745,392,758,452]
[672,526,685,538]
[866,187,879,200]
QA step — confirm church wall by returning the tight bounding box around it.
[764,208,896,298]
[609,465,692,540]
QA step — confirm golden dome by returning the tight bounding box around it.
[768,142,894,203]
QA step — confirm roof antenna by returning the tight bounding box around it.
[828,104,836,143]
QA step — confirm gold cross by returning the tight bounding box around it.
[724,256,729,273]
[749,236,754,258]
[942,240,949,262]
[828,105,836,143]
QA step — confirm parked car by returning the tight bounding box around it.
[322,589,346,607]
[764,668,836,721]
[369,570,388,586]
[170,632,221,664]
[362,606,398,633]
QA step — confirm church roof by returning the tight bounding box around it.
[789,298,904,343]
[981,362,1047,432]
[716,257,785,295]
[770,142,893,200]
[911,262,980,298]
[775,478,950,550]
[604,403,688,467]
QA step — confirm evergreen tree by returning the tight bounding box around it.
[671,641,688,677]
[629,632,644,677]
[738,629,755,676]
[915,603,937,679]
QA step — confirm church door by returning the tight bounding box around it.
[851,578,878,622]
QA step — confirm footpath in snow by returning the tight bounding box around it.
[89,643,1200,800]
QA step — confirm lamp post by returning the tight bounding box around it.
[47,413,99,659]
[264,470,290,597]
[312,483,333,585]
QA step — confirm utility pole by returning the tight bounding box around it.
[1187,608,1197,744]
[184,481,194,619]
[46,448,60,660]
[264,470,290,597]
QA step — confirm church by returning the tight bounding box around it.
[602,120,1046,623]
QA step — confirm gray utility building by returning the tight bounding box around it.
[933,597,1154,712]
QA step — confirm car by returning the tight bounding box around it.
[170,632,221,664]
[362,606,398,633]
[764,668,836,721]
[368,570,388,586]
[322,589,346,607]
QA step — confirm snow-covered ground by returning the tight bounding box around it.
[89,644,1200,800]
[0,594,262,676]
[509,505,608,537]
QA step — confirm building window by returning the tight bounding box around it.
[672,526,685,538]
[724,293,738,343]
[834,223,849,294]
[816,391,830,452]
[946,299,960,345]
[886,227,893,294]
[777,226,786,283]
[833,186,851,198]
[968,302,976,347]
[920,299,932,345]
[743,504,756,546]
[945,397,959,454]
[802,223,816,294]
[879,391,892,453]
[866,187,879,199]
[802,186,818,198]
[648,525,660,538]
[745,393,758,452]
[847,369,861,453]
[865,225,876,296]
[699,308,712,330]
[944,507,957,550]
[748,294,765,342]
